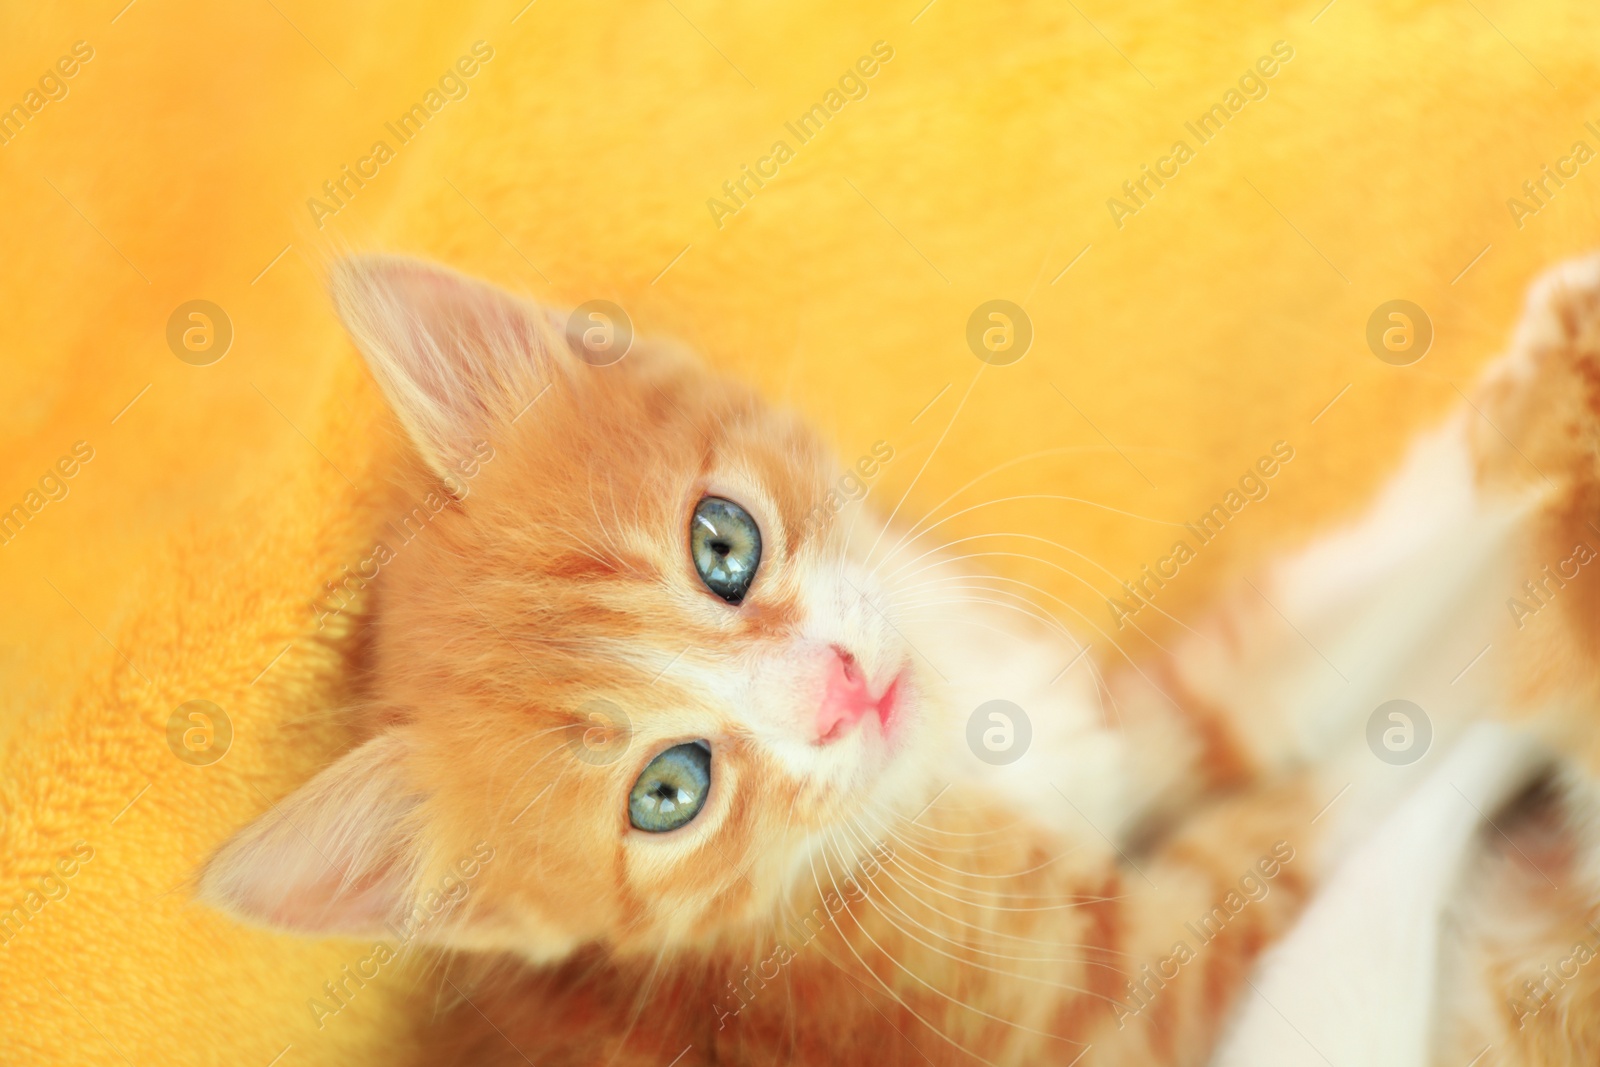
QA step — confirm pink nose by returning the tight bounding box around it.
[816,646,878,743]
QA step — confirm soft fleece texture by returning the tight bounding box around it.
[2,1,1598,1063]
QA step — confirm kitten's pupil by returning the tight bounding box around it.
[711,540,730,556]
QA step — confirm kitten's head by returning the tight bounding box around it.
[198,257,932,960]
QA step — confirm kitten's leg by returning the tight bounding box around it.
[1209,253,1600,1066]
[1078,773,1324,1064]
[1422,253,1600,1065]
[1117,406,1541,855]
[1468,252,1600,763]
[1110,251,1600,860]
[1432,772,1600,1067]
[1091,253,1600,1067]
[1210,721,1548,1067]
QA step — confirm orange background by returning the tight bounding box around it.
[2,0,1597,1063]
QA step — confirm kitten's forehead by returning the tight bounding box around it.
[465,346,844,614]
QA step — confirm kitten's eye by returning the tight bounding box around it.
[690,497,761,604]
[629,741,711,833]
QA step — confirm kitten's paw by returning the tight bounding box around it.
[1515,253,1600,362]
[1478,254,1600,761]
[1474,252,1600,492]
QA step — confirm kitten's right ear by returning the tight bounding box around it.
[330,255,558,481]
[196,732,422,936]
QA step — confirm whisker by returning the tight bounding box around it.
[824,822,1133,989]
[853,805,1128,916]
[809,833,1090,1051]
[879,531,1202,637]
[895,592,1081,657]
[868,493,1187,585]
[864,366,987,571]
[800,833,1006,1065]
[871,444,1201,569]
[840,814,1130,928]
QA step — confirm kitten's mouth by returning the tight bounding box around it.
[873,673,905,742]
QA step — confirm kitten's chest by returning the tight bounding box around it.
[904,598,1142,844]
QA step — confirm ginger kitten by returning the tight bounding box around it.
[198,255,1600,1064]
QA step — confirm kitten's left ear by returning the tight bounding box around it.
[330,255,562,482]
[196,733,422,936]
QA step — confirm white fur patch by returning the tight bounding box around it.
[1213,722,1547,1067]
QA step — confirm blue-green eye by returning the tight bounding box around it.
[690,497,761,604]
[629,741,711,833]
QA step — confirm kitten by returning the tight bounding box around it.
[197,254,1599,1065]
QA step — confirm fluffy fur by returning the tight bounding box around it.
[196,252,1600,1064]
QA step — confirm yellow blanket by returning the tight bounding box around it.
[2,0,1596,1062]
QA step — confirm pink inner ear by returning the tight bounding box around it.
[256,855,409,934]
[197,734,422,937]
[330,255,556,480]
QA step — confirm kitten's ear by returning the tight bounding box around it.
[197,733,422,936]
[330,255,558,480]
